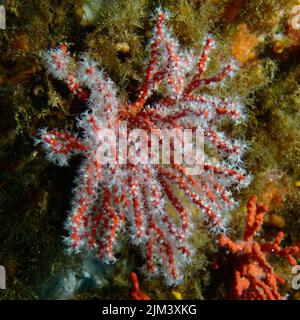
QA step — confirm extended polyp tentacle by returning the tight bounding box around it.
[38,128,88,166]
[147,215,180,283]
[130,11,166,115]
[175,163,235,214]
[87,206,103,250]
[64,160,98,252]
[159,33,185,99]
[184,63,235,94]
[76,57,119,121]
[183,36,215,97]
[208,179,234,208]
[185,94,243,118]
[127,174,147,243]
[139,165,191,283]
[43,45,71,81]
[142,166,188,245]
[145,232,157,276]
[142,165,164,209]
[97,191,122,263]
[43,45,89,100]
[140,111,186,156]
[90,188,126,257]
[171,164,224,211]
[142,107,209,128]
[203,163,246,184]
[159,177,189,232]
[157,166,224,231]
[204,128,242,157]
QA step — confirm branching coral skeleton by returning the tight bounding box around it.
[220,195,299,299]
[36,9,251,285]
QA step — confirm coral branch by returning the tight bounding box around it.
[130,272,150,300]
[36,129,88,166]
[220,195,299,300]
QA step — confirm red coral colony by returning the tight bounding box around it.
[36,9,250,286]
[34,7,299,299]
[220,195,299,300]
